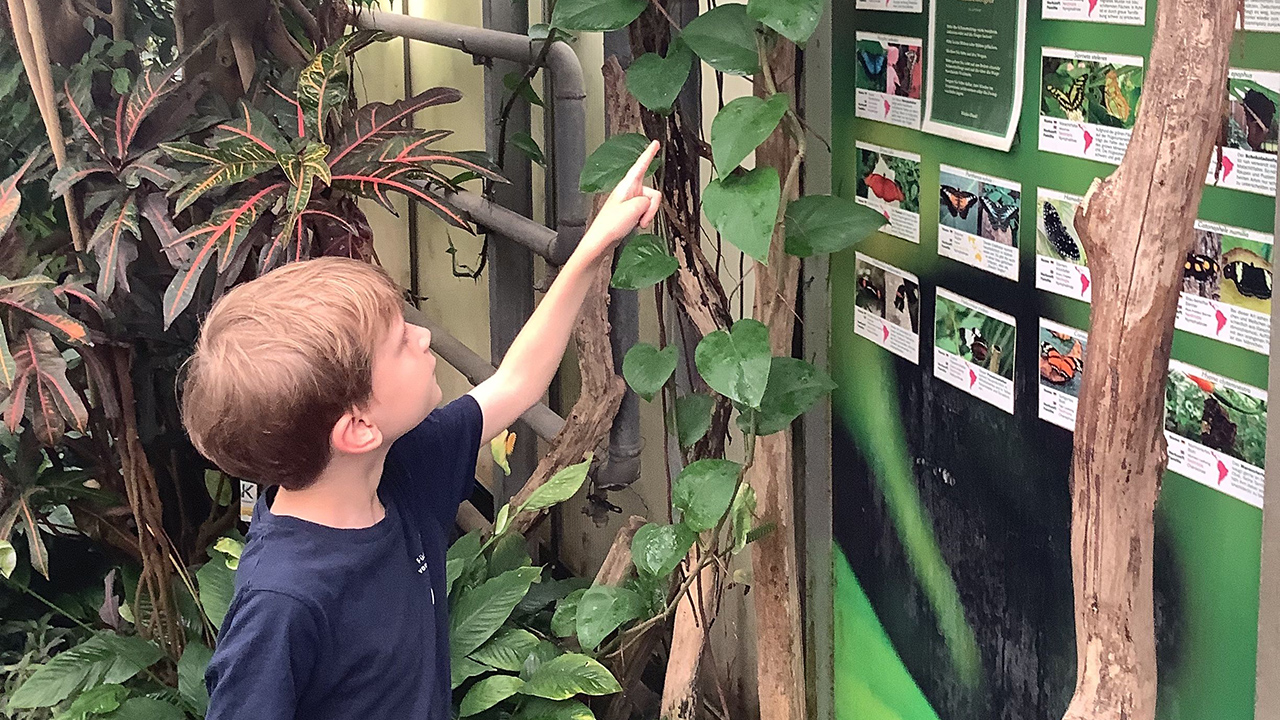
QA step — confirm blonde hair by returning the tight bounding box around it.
[181,257,404,490]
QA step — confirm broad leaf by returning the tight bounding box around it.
[737,357,836,435]
[63,75,107,157]
[682,4,762,76]
[0,318,14,390]
[196,556,235,631]
[519,640,564,680]
[702,167,780,263]
[161,137,279,213]
[518,455,593,513]
[783,194,884,257]
[452,656,489,690]
[517,576,590,616]
[118,36,214,153]
[576,585,644,651]
[488,532,533,577]
[296,34,361,142]
[747,0,823,45]
[611,234,677,290]
[213,101,289,155]
[278,141,331,225]
[58,682,126,719]
[621,343,676,402]
[177,642,213,715]
[331,166,469,228]
[7,632,164,709]
[631,522,695,578]
[0,493,47,579]
[504,72,545,107]
[674,393,713,447]
[8,329,90,446]
[513,698,595,720]
[550,589,586,638]
[49,159,113,199]
[0,276,89,344]
[550,0,646,31]
[694,318,771,408]
[710,94,790,175]
[87,194,140,298]
[511,132,546,166]
[140,193,192,268]
[469,628,541,672]
[730,483,758,553]
[460,674,526,716]
[450,565,542,659]
[104,697,185,720]
[0,539,15,578]
[0,154,37,237]
[447,529,484,595]
[579,133,659,193]
[673,459,742,531]
[328,87,462,168]
[520,653,621,700]
[625,39,693,114]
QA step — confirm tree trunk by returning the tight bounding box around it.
[1064,2,1235,719]
[750,38,806,720]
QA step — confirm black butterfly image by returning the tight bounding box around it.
[979,196,1019,232]
[1224,261,1272,300]
[1184,253,1220,283]
[1041,201,1081,261]
[893,282,920,332]
[940,186,979,220]
[959,327,997,364]
[1047,74,1087,115]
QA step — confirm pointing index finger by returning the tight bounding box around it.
[621,140,661,187]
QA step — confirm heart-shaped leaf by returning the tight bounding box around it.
[622,343,677,401]
[631,522,697,577]
[675,393,714,447]
[580,133,660,193]
[611,234,678,290]
[736,357,836,435]
[551,0,647,31]
[518,455,593,512]
[747,0,823,45]
[625,39,693,114]
[673,459,742,531]
[694,318,771,408]
[703,167,780,263]
[682,4,763,76]
[551,589,586,638]
[710,94,790,175]
[520,653,622,699]
[784,194,885,257]
[575,585,644,651]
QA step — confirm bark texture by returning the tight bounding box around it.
[1064,2,1235,719]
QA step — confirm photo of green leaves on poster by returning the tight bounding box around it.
[934,294,1015,379]
[1165,366,1267,470]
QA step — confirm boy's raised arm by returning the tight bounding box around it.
[467,141,662,444]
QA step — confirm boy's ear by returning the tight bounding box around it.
[330,408,383,456]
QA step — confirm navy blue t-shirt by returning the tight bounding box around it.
[205,396,484,720]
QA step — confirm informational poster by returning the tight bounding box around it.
[922,0,1026,150]
[1176,220,1273,355]
[855,32,924,130]
[1242,0,1280,32]
[933,287,1016,413]
[1042,0,1144,25]
[1038,319,1087,431]
[937,165,1020,280]
[1165,360,1267,509]
[1039,47,1145,166]
[1205,68,1279,197]
[855,142,922,243]
[240,480,257,522]
[857,0,922,13]
[854,253,921,363]
[1035,188,1091,302]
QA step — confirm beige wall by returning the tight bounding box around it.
[356,2,761,713]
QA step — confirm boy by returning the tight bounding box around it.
[182,141,662,719]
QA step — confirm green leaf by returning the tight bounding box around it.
[514,698,596,720]
[520,653,622,699]
[631,522,696,577]
[783,194,884,257]
[177,642,213,715]
[8,632,165,709]
[494,503,512,536]
[204,470,232,507]
[161,135,280,214]
[57,682,126,720]
[488,532,532,577]
[0,539,15,578]
[694,318,772,407]
[550,0,646,31]
[450,565,542,658]
[212,537,243,571]
[518,576,590,616]
[747,0,823,44]
[730,483,757,553]
[86,194,141,299]
[519,455,593,512]
[277,141,331,227]
[504,72,545,107]
[0,154,38,238]
[469,628,541,672]
[452,656,489,689]
[710,94,790,175]
[737,357,836,435]
[551,588,586,638]
[625,39,693,114]
[447,529,485,595]
[196,556,235,631]
[674,394,713,447]
[673,459,742,531]
[579,133,659,193]
[575,585,644,651]
[296,34,364,142]
[511,132,546,166]
[622,343,677,402]
[681,4,762,76]
[703,167,780,263]
[461,674,526,716]
[611,234,678,291]
[520,640,564,680]
[103,697,185,720]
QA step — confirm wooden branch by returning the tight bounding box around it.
[594,515,646,586]
[1063,2,1235,720]
[749,37,806,720]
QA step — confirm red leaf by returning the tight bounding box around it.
[86,194,141,298]
[0,277,90,345]
[0,154,38,238]
[330,168,470,229]
[327,88,462,169]
[62,76,107,158]
[140,193,192,267]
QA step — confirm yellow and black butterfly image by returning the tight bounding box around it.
[1046,74,1087,115]
[1184,253,1220,283]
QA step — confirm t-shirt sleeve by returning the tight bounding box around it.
[386,394,485,529]
[205,589,320,720]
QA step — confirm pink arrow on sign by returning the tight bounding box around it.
[1080,273,1090,295]
[1215,308,1228,334]
[1082,127,1095,153]
[1088,0,1099,13]
[884,99,891,116]
[882,324,890,342]
[969,368,978,387]
[1217,459,1229,485]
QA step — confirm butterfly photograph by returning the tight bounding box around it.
[1165,364,1267,471]
[1184,226,1274,313]
[934,294,1015,380]
[977,184,1020,247]
[938,169,980,235]
[885,272,919,334]
[1036,195,1088,266]
[856,39,889,94]
[1041,55,1143,130]
[855,258,887,317]
[886,42,923,101]
[1224,74,1279,156]
[856,146,920,214]
[1038,325,1086,399]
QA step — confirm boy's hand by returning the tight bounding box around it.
[575,140,663,264]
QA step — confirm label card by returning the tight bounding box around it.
[855,142,922,243]
[854,253,922,363]
[934,287,1016,414]
[938,165,1021,280]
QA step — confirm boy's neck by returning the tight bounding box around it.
[270,447,390,529]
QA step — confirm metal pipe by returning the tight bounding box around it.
[432,187,559,259]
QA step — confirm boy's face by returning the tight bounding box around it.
[367,315,442,443]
